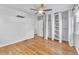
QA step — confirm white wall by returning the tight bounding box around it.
[36,16,44,36]
[0,6,36,47]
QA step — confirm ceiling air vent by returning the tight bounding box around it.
[16,15,24,18]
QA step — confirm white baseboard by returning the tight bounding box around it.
[75,47,79,54]
[37,34,43,37]
[0,35,34,48]
[69,42,74,47]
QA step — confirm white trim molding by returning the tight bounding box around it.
[59,12,62,43]
[75,47,79,54]
[51,13,55,40]
[44,15,48,40]
[68,9,74,47]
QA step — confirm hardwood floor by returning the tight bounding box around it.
[0,36,77,55]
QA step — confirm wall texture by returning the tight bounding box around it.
[36,16,44,36]
[0,6,36,47]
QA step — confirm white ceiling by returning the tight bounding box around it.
[0,4,74,16]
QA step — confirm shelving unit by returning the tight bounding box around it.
[54,13,60,40]
[62,10,68,42]
[73,4,79,54]
[75,18,79,48]
[75,16,79,54]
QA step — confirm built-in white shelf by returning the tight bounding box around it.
[54,13,60,40]
[55,26,59,27]
[55,29,59,31]
[75,32,79,35]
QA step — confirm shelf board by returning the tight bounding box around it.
[55,26,59,27]
[54,37,59,40]
[75,32,79,35]
[55,34,59,36]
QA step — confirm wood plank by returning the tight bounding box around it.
[0,36,77,55]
